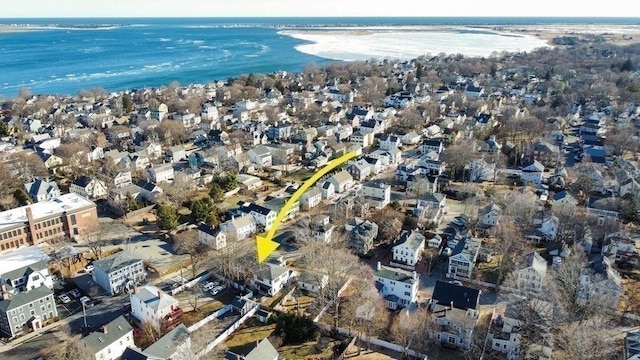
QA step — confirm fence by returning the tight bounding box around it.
[124,204,156,218]
[316,323,428,360]
[187,304,233,332]
[196,304,259,358]
[171,272,211,296]
[313,278,352,323]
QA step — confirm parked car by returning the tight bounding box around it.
[210,286,225,296]
[69,289,81,298]
[85,264,94,273]
[58,294,71,304]
[202,282,218,291]
[80,296,94,308]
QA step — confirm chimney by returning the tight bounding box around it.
[158,289,162,299]
[133,287,138,294]
[450,301,454,310]
[413,271,418,280]
[102,325,108,334]
[376,262,381,271]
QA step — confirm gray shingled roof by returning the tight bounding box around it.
[143,324,190,359]
[0,260,48,282]
[374,264,416,284]
[80,315,133,353]
[0,286,53,312]
[133,286,178,313]
[93,251,142,274]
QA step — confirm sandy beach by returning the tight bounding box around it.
[473,24,640,46]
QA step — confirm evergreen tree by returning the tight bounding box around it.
[0,121,9,137]
[157,203,178,230]
[190,197,218,223]
[621,58,635,72]
[122,93,133,113]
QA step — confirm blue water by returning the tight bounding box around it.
[1,17,638,97]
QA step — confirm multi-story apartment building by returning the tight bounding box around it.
[0,286,58,338]
[0,194,98,252]
[92,251,146,295]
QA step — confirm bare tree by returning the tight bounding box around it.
[82,222,110,260]
[161,172,196,207]
[496,190,538,230]
[173,229,209,279]
[389,308,436,357]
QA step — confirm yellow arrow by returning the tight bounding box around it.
[256,151,359,263]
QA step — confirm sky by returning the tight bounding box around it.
[3,0,640,18]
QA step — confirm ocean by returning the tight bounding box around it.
[0,17,638,97]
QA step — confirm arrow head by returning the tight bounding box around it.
[256,235,280,264]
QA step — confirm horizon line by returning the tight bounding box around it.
[2,15,640,19]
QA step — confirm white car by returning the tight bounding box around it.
[85,264,94,273]
[70,289,81,298]
[80,296,94,307]
[202,282,215,291]
[58,294,71,304]
[210,286,225,296]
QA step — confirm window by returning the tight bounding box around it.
[70,215,77,225]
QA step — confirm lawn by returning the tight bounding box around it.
[224,319,340,359]
[182,289,238,326]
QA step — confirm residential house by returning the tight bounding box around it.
[165,145,186,163]
[297,270,329,293]
[142,324,192,360]
[319,181,335,200]
[327,170,354,193]
[350,130,373,148]
[253,263,293,296]
[130,285,183,335]
[92,251,146,295]
[264,196,299,222]
[430,281,481,350]
[520,160,545,185]
[198,223,226,250]
[248,146,273,169]
[24,178,61,203]
[220,214,257,241]
[361,182,391,209]
[469,159,496,182]
[311,214,334,244]
[266,122,293,140]
[602,232,640,266]
[135,180,163,203]
[346,217,379,255]
[392,230,426,267]
[447,237,481,279]
[146,164,174,184]
[528,140,561,167]
[237,202,277,231]
[237,174,263,191]
[421,138,444,154]
[477,203,502,236]
[225,338,279,360]
[70,176,108,200]
[516,252,547,293]
[401,131,421,145]
[484,135,502,153]
[587,196,619,220]
[0,194,98,251]
[0,286,57,338]
[80,316,134,360]
[526,215,559,243]
[347,159,373,182]
[0,260,53,296]
[370,148,402,167]
[374,262,419,309]
[112,170,133,189]
[143,142,163,160]
[428,234,443,249]
[379,134,402,150]
[577,256,622,310]
[416,192,446,213]
[300,188,322,210]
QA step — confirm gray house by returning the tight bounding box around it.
[24,177,61,203]
[92,251,146,295]
[0,286,57,338]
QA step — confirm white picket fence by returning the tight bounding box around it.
[188,304,233,333]
[171,272,212,296]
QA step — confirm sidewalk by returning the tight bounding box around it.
[0,319,68,353]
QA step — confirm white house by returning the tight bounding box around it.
[401,131,421,145]
[361,182,391,209]
[448,237,481,279]
[478,203,502,227]
[70,176,108,200]
[237,202,277,231]
[0,260,54,295]
[516,252,547,293]
[166,145,186,163]
[112,170,133,189]
[392,230,426,267]
[248,146,273,168]
[379,134,402,150]
[220,214,257,240]
[130,285,183,335]
[374,262,419,309]
[147,164,174,183]
[300,188,322,210]
[92,251,146,295]
[319,181,335,200]
[521,160,545,185]
[328,170,354,193]
[254,263,293,296]
[197,223,226,250]
[24,178,61,203]
[297,270,328,293]
[80,316,134,360]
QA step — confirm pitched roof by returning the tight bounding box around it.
[24,178,59,198]
[72,175,93,188]
[226,338,279,360]
[255,264,289,282]
[121,346,155,360]
[518,252,547,276]
[80,315,133,354]
[522,160,545,172]
[432,280,480,310]
[374,264,417,284]
[0,260,48,282]
[395,230,426,252]
[132,285,178,313]
[227,214,256,229]
[143,324,190,359]
[93,251,142,274]
[198,223,221,237]
[330,170,353,184]
[0,286,53,312]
